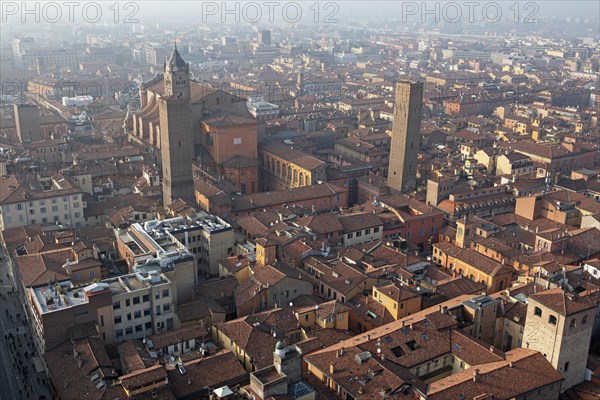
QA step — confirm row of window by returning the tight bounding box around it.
[113,304,172,324]
[21,217,81,228]
[115,322,151,337]
[533,306,588,326]
[347,227,380,239]
[7,195,79,212]
[112,290,169,310]
[28,205,80,215]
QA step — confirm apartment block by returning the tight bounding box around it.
[0,174,86,231]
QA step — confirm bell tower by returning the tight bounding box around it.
[159,43,195,205]
[164,42,191,99]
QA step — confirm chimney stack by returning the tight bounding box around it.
[473,369,480,383]
[329,362,336,375]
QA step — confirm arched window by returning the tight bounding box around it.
[534,307,542,317]
[548,315,557,325]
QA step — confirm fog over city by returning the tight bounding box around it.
[0,1,599,400]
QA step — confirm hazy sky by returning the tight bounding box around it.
[2,1,598,35]
[135,1,598,21]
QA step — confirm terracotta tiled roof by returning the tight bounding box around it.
[168,350,246,398]
[529,287,598,316]
[15,248,73,287]
[427,348,563,399]
[260,140,325,171]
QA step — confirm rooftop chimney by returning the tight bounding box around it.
[329,362,336,375]
[473,369,480,383]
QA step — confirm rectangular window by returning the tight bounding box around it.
[133,297,140,305]
[145,322,152,330]
[155,292,160,300]
[142,294,149,302]
[135,325,143,332]
[127,313,132,321]
[134,310,141,319]
[365,229,371,234]
[162,289,169,298]
[113,302,120,310]
[163,304,170,312]
[233,137,242,145]
[126,299,130,307]
[115,329,123,337]
[144,309,151,316]
[114,316,122,324]
[356,231,362,237]
[125,327,133,335]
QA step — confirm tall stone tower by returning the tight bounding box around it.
[522,288,596,391]
[159,44,195,206]
[388,81,423,193]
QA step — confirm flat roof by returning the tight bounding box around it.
[31,281,88,314]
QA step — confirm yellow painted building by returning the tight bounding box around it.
[372,282,422,320]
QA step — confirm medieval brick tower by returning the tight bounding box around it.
[159,44,195,206]
[388,81,423,193]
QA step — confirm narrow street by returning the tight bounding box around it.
[0,249,52,400]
